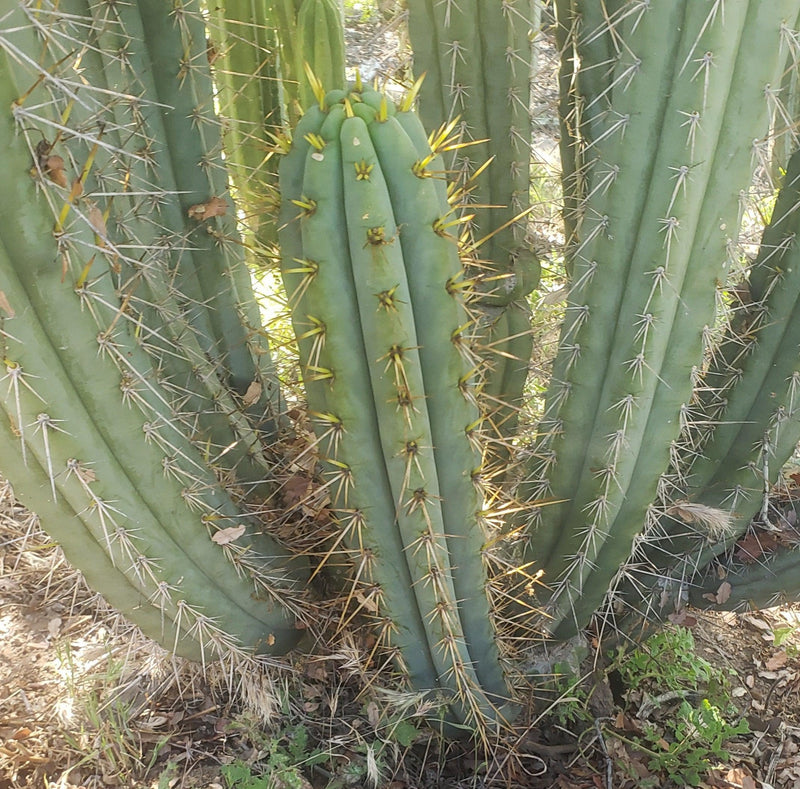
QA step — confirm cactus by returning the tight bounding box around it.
[0,0,309,662]
[277,83,511,729]
[9,0,800,743]
[518,1,798,641]
[609,146,800,621]
[405,0,540,468]
[269,0,346,124]
[210,0,283,252]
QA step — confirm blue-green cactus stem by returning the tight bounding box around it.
[367,109,508,701]
[211,0,282,249]
[54,0,282,487]
[520,1,795,640]
[0,0,309,661]
[278,86,514,729]
[616,148,800,620]
[278,103,441,698]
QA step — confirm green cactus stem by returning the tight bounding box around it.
[519,1,796,641]
[405,0,539,470]
[277,85,512,730]
[269,0,345,123]
[612,147,800,622]
[210,0,283,252]
[0,0,309,662]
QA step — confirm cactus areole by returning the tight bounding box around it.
[278,84,513,730]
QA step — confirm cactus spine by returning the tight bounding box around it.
[277,84,511,728]
[519,1,797,640]
[0,0,308,661]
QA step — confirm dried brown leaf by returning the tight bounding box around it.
[668,609,698,627]
[283,474,311,508]
[187,196,228,220]
[211,524,246,545]
[44,155,68,188]
[242,380,262,407]
[703,581,732,605]
[765,651,788,671]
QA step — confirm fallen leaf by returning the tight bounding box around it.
[668,609,698,627]
[716,581,732,603]
[355,588,380,614]
[283,474,311,507]
[211,524,246,545]
[366,701,379,727]
[305,662,328,682]
[242,380,262,407]
[187,196,228,220]
[766,651,788,671]
[47,617,61,638]
[742,615,772,632]
[140,715,168,730]
[724,767,756,789]
[735,530,780,563]
[703,581,732,605]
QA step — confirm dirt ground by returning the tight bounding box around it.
[5,470,800,789]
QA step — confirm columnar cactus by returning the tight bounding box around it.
[0,0,308,662]
[277,82,511,729]
[9,0,800,744]
[616,146,800,619]
[269,0,346,123]
[211,0,283,251]
[519,1,798,641]
[405,0,540,468]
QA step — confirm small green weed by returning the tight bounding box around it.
[626,699,749,787]
[612,627,722,697]
[221,721,326,789]
[611,628,749,787]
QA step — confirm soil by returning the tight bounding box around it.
[5,472,800,789]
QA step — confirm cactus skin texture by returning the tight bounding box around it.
[0,0,309,662]
[519,1,797,641]
[277,84,512,731]
[405,0,539,467]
